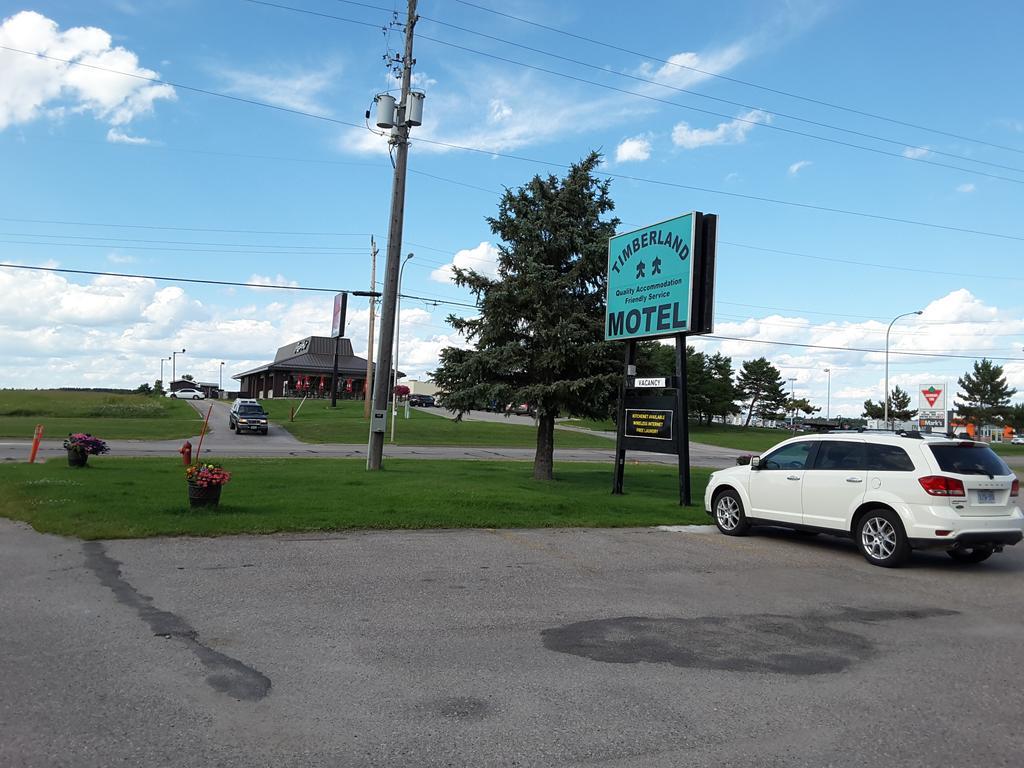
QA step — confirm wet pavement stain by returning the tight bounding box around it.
[541,607,958,675]
[82,541,271,700]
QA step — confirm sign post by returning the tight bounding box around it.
[329,292,348,408]
[607,212,716,505]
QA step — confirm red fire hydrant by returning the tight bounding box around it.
[179,440,192,466]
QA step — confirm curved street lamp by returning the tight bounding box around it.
[824,368,831,422]
[159,356,171,388]
[171,348,186,384]
[884,311,923,428]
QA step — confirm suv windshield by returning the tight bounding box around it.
[928,443,1011,477]
[238,406,266,416]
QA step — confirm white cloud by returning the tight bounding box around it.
[106,128,151,144]
[430,241,500,284]
[902,146,931,159]
[615,135,652,163]
[216,63,339,114]
[956,182,976,193]
[671,109,770,149]
[106,253,135,264]
[247,273,300,290]
[638,44,749,91]
[0,10,175,132]
[788,160,812,175]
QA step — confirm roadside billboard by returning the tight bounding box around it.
[918,385,947,430]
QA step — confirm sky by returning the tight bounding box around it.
[1,0,1023,417]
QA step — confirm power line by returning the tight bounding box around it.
[6,43,1024,243]
[451,0,1024,158]
[0,232,368,250]
[718,241,1024,283]
[706,334,1024,362]
[0,216,372,237]
[409,24,1024,178]
[0,263,377,296]
[0,240,365,256]
[411,135,1024,243]
[414,32,1024,186]
[259,0,1024,180]
[4,263,1020,360]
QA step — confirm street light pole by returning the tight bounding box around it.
[884,311,923,429]
[824,368,831,422]
[171,348,185,384]
[219,362,225,392]
[788,377,796,432]
[391,253,414,443]
[159,356,171,388]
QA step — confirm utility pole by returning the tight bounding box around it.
[364,236,378,419]
[368,0,417,471]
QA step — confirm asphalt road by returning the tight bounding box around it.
[0,398,746,468]
[3,517,1023,767]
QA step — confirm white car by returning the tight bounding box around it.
[167,388,205,400]
[705,432,1022,567]
[1012,436,1024,445]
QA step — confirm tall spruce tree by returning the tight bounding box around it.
[956,358,1016,425]
[432,153,620,480]
[737,357,788,426]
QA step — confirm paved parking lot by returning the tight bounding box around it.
[2,518,1023,767]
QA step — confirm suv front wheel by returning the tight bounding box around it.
[856,509,910,568]
[713,490,750,536]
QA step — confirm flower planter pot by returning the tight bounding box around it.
[67,450,88,467]
[187,482,223,508]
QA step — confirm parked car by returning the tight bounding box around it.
[508,402,535,416]
[229,399,269,435]
[1012,436,1024,445]
[167,388,205,400]
[408,394,436,407]
[705,432,1022,567]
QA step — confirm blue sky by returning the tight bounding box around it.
[1,0,1023,416]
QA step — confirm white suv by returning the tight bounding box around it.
[705,432,1022,567]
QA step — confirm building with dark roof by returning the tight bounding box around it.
[233,336,393,400]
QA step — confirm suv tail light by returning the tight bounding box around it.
[1013,479,1020,498]
[918,475,966,497]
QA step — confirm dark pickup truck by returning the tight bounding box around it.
[229,403,269,435]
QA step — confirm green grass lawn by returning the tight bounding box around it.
[0,457,712,539]
[0,389,202,440]
[263,399,614,449]
[562,417,785,453]
[991,442,1024,456]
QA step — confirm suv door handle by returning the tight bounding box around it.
[786,475,800,481]
[846,477,863,483]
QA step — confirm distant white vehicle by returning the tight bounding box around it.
[1012,436,1024,445]
[167,388,205,400]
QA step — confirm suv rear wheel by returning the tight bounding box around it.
[856,509,910,567]
[713,490,750,536]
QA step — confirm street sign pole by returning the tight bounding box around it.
[612,341,636,495]
[330,293,348,408]
[675,333,691,506]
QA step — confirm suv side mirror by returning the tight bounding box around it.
[750,456,762,470]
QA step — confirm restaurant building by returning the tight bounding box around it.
[233,336,390,400]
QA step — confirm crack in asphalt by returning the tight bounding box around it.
[82,541,271,701]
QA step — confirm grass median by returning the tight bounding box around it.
[0,390,202,440]
[264,399,614,448]
[0,457,712,539]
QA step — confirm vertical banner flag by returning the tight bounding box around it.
[331,293,345,338]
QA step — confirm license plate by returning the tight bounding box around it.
[978,490,995,504]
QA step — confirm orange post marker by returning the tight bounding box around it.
[28,424,44,463]
[193,405,213,462]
